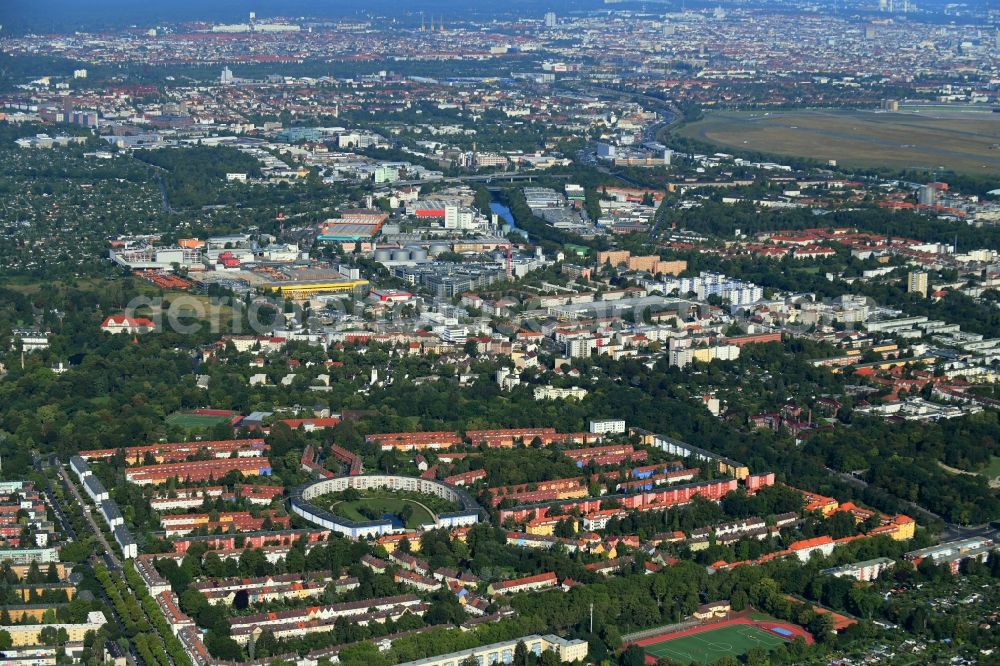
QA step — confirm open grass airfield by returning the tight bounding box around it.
[679,106,1000,175]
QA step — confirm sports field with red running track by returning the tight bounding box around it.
[631,616,813,665]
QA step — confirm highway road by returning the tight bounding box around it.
[560,81,683,190]
[559,82,683,135]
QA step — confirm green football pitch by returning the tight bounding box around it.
[166,412,232,431]
[642,624,788,665]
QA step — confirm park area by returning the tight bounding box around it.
[165,409,236,433]
[679,106,1000,175]
[980,456,1000,488]
[311,489,457,529]
[633,616,812,665]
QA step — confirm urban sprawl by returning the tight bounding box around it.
[0,1,999,666]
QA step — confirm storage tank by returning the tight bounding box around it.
[374,249,393,262]
[429,243,451,255]
[391,248,411,261]
[409,247,429,262]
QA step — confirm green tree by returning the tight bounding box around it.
[619,645,645,666]
[206,631,242,661]
[538,649,560,666]
[38,626,59,646]
[254,629,279,658]
[514,640,528,666]
[808,613,836,643]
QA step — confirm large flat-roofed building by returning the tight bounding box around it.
[339,209,390,225]
[317,223,382,242]
[634,429,750,480]
[109,246,202,270]
[589,419,626,434]
[533,386,588,401]
[907,271,928,297]
[8,564,70,582]
[262,279,369,299]
[15,134,87,149]
[596,250,685,276]
[822,557,895,582]
[394,263,505,298]
[317,210,388,241]
[0,611,106,647]
[291,474,482,539]
[905,537,996,573]
[0,646,58,665]
[394,634,587,666]
[0,548,58,566]
[10,329,50,353]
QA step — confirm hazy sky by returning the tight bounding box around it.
[0,0,603,34]
[0,0,979,35]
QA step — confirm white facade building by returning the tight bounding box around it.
[589,419,626,434]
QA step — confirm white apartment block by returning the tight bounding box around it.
[589,419,626,434]
[533,386,588,401]
[395,635,587,666]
